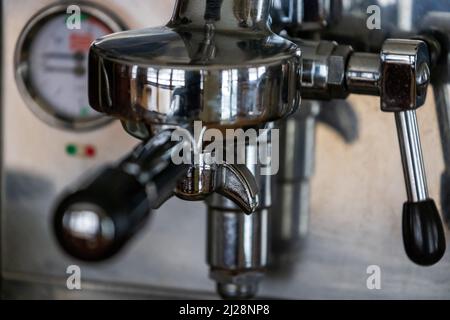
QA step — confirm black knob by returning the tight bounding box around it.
[402,199,446,266]
[54,167,150,262]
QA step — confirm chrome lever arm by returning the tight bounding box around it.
[292,36,446,265]
[380,39,446,266]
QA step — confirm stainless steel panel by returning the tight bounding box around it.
[2,0,450,299]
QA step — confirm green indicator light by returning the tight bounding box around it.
[66,144,78,156]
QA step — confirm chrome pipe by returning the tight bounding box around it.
[395,110,429,203]
[271,101,319,259]
[207,142,271,299]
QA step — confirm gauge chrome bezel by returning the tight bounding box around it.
[14,1,125,131]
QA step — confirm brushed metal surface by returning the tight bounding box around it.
[1,0,450,299]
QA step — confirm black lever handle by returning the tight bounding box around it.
[54,166,151,261]
[378,40,446,266]
[403,199,446,266]
[53,130,186,261]
[395,111,446,266]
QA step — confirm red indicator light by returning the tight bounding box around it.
[84,145,96,158]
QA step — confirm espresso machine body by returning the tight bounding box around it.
[2,0,450,299]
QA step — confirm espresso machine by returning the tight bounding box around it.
[3,0,450,300]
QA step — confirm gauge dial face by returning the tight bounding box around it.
[16,5,124,130]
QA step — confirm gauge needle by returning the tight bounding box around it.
[43,52,85,61]
[44,65,86,76]
[43,52,86,75]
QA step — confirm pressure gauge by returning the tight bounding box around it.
[15,2,125,131]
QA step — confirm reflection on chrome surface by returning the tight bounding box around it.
[89,0,302,130]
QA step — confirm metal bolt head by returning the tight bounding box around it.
[328,44,354,99]
[380,39,431,112]
[299,40,352,99]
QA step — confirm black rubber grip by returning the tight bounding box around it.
[402,199,446,266]
[54,167,150,262]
